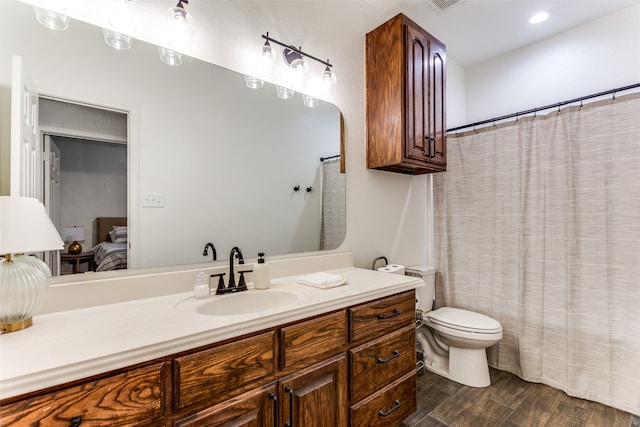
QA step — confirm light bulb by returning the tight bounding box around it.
[258,41,278,79]
[291,58,309,91]
[321,65,338,99]
[110,0,137,34]
[168,2,195,52]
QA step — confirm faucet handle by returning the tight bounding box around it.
[210,273,226,295]
[237,269,252,292]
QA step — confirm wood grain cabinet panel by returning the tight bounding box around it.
[350,324,416,402]
[350,371,417,427]
[0,362,166,427]
[174,382,277,427]
[280,310,347,372]
[279,354,348,427]
[366,13,447,175]
[350,290,416,345]
[173,331,275,410]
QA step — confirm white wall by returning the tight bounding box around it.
[465,4,640,125]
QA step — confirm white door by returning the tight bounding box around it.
[44,135,62,274]
[10,55,41,199]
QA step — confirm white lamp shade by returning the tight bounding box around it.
[64,226,86,242]
[0,197,64,254]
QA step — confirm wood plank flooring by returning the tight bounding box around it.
[402,368,640,427]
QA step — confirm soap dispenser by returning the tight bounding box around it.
[253,252,271,290]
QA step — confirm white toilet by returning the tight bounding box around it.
[409,266,503,387]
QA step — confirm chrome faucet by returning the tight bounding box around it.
[227,246,245,291]
[203,242,217,261]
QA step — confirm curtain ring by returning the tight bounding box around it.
[613,90,616,100]
[580,99,583,109]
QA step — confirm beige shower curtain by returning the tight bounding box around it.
[433,93,640,416]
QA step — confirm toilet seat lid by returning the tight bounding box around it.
[428,307,502,333]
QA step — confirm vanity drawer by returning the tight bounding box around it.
[0,362,166,427]
[173,330,275,410]
[350,324,416,402]
[280,310,347,371]
[349,290,415,345]
[350,370,417,427]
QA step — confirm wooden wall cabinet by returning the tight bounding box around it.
[0,290,416,427]
[366,13,447,175]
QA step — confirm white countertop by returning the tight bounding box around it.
[0,267,422,400]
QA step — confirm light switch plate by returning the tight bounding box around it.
[142,192,164,207]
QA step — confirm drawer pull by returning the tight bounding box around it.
[69,416,82,427]
[377,309,400,320]
[376,350,401,364]
[269,392,278,427]
[284,386,294,427]
[378,400,401,417]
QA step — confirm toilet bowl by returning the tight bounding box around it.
[408,266,503,388]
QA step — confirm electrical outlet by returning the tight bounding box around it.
[142,193,164,207]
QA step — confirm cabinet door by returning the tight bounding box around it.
[405,23,429,163]
[174,382,277,427]
[279,354,347,427]
[428,35,447,168]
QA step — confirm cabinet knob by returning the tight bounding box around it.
[376,350,401,364]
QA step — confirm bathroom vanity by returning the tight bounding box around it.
[0,256,422,426]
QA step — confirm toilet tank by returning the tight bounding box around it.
[406,266,436,313]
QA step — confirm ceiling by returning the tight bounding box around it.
[375,0,639,66]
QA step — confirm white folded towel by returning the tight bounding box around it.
[296,272,347,289]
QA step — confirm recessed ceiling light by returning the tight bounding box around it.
[529,11,550,24]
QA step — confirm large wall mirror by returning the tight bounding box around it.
[0,0,345,276]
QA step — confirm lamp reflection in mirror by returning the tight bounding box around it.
[103,28,132,50]
[244,75,264,89]
[276,85,295,100]
[168,0,195,52]
[64,226,85,254]
[33,6,70,31]
[303,94,319,108]
[158,46,183,66]
[0,197,64,333]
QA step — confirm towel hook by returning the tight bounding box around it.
[293,185,300,192]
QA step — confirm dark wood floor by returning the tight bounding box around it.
[402,368,640,427]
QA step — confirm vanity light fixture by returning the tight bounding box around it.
[168,0,195,53]
[0,197,64,333]
[260,33,337,95]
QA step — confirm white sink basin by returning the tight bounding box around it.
[195,289,299,316]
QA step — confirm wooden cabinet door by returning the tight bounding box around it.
[279,354,347,427]
[405,22,429,163]
[428,35,447,169]
[174,382,277,427]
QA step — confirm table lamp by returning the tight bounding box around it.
[64,225,85,254]
[0,196,64,333]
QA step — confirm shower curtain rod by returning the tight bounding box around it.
[320,154,340,161]
[447,82,640,133]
